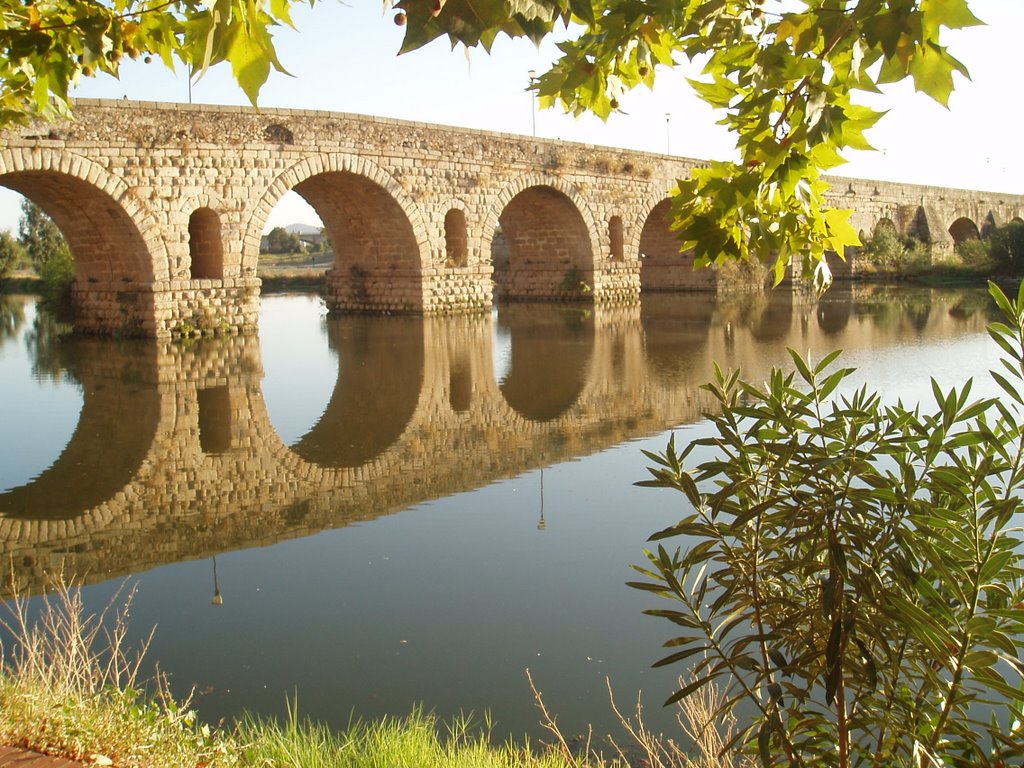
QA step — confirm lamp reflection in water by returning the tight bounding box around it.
[211,556,223,606]
[537,467,546,530]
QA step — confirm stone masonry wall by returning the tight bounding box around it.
[0,100,1020,336]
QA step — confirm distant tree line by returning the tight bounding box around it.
[862,219,1024,277]
[260,226,328,256]
[0,200,72,289]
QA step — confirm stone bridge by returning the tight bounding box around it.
[0,287,995,595]
[0,100,1020,337]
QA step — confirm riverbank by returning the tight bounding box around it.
[0,586,704,768]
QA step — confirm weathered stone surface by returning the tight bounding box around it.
[1,100,1020,337]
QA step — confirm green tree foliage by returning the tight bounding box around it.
[18,200,75,316]
[18,199,69,270]
[263,226,303,254]
[863,222,930,274]
[987,221,1024,269]
[0,0,303,125]
[632,281,1024,767]
[395,0,981,285]
[0,230,27,280]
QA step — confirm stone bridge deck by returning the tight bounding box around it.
[0,100,1019,337]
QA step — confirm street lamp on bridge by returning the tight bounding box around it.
[528,70,538,137]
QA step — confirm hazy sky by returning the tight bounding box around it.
[0,0,1019,232]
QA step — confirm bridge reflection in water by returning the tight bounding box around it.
[0,286,997,597]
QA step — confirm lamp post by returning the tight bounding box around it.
[528,70,537,137]
[665,112,671,154]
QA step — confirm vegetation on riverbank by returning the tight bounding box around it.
[1,582,735,768]
[633,281,1024,767]
[859,220,1024,282]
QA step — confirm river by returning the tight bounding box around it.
[0,284,1005,742]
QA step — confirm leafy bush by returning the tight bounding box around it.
[633,282,1024,767]
[37,244,75,321]
[955,237,993,268]
[987,221,1024,269]
[862,224,930,275]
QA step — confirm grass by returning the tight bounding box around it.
[0,581,235,767]
[0,577,752,768]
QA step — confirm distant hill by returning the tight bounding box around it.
[284,223,321,235]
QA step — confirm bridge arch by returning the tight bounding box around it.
[246,154,430,311]
[949,216,981,245]
[483,174,599,301]
[637,197,714,292]
[0,149,168,283]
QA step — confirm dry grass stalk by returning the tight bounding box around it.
[0,572,227,767]
[526,668,595,768]
[0,578,152,701]
[528,669,752,768]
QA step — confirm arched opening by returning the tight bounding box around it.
[496,303,594,422]
[0,171,152,284]
[198,385,232,454]
[444,208,468,267]
[638,199,714,292]
[449,357,472,413]
[608,215,624,261]
[292,171,422,311]
[493,186,594,301]
[949,217,981,246]
[189,207,225,280]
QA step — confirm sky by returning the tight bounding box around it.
[0,0,1019,232]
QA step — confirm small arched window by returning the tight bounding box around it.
[189,207,224,280]
[444,208,468,267]
[608,215,624,261]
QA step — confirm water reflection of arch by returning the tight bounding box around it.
[0,339,160,520]
[640,294,714,385]
[495,304,595,422]
[748,290,795,342]
[816,287,853,335]
[290,315,425,467]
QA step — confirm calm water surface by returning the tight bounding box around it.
[0,285,1004,741]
